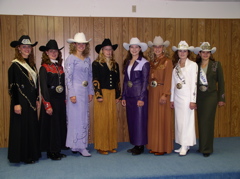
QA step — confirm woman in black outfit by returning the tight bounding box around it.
[39,40,67,160]
[8,35,41,164]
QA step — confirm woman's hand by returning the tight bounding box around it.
[88,95,93,102]
[14,105,22,114]
[122,100,126,107]
[46,108,53,115]
[218,101,225,107]
[97,98,103,102]
[116,99,120,104]
[159,95,167,105]
[137,100,144,107]
[70,96,76,103]
[36,101,40,109]
[190,102,197,110]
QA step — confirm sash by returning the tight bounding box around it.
[12,59,37,87]
[199,68,208,85]
[175,63,186,84]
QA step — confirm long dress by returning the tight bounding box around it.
[92,61,121,151]
[197,60,225,154]
[39,63,67,153]
[8,58,41,163]
[65,54,94,150]
[170,59,198,147]
[122,56,150,146]
[147,56,173,153]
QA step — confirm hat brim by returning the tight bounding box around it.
[39,46,64,52]
[123,42,148,52]
[194,47,216,55]
[172,46,194,52]
[95,44,118,54]
[67,38,92,44]
[148,40,170,48]
[10,41,38,48]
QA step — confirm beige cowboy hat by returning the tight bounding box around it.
[123,37,148,52]
[172,41,194,52]
[67,32,92,43]
[148,36,170,48]
[194,42,216,54]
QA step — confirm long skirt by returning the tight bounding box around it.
[126,96,148,146]
[94,89,117,151]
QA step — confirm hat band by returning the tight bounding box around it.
[178,44,189,49]
[21,39,32,45]
[201,46,211,50]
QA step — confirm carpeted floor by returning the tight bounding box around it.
[0,137,240,179]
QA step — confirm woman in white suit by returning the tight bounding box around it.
[170,41,198,156]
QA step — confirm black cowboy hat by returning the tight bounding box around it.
[95,38,118,54]
[10,35,38,48]
[39,40,64,52]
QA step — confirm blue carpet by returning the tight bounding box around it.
[0,137,240,179]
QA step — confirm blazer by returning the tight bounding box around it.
[197,60,225,102]
[92,61,121,99]
[122,56,150,101]
[170,58,198,103]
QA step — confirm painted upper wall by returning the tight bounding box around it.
[0,0,240,18]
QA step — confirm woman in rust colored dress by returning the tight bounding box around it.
[147,36,173,155]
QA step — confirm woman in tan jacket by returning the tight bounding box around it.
[147,36,173,155]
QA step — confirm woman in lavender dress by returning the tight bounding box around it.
[65,32,94,157]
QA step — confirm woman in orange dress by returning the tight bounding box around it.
[147,36,173,155]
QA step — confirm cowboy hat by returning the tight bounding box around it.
[172,41,194,52]
[67,32,92,43]
[193,42,216,55]
[123,37,148,52]
[10,35,38,48]
[148,36,170,48]
[95,38,118,54]
[39,40,64,52]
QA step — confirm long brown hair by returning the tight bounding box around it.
[196,52,215,64]
[41,50,63,65]
[172,50,194,67]
[122,50,147,73]
[14,46,35,67]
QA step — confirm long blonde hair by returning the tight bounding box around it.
[95,49,117,72]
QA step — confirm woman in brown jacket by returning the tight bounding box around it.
[147,36,173,155]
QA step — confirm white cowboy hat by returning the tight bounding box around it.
[123,37,148,52]
[67,32,92,43]
[194,42,216,55]
[148,36,170,48]
[172,41,194,52]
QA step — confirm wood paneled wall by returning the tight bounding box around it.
[0,15,239,148]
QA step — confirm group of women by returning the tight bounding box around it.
[7,33,225,164]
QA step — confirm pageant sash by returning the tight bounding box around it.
[199,68,208,86]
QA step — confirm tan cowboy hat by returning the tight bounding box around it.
[172,41,194,52]
[148,36,170,48]
[123,37,148,52]
[67,32,92,43]
[194,42,216,54]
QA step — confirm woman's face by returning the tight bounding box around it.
[18,45,32,58]
[178,50,188,60]
[46,49,59,60]
[153,45,163,57]
[74,43,86,53]
[102,45,113,59]
[199,51,211,60]
[129,45,141,57]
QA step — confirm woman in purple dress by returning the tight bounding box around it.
[122,37,150,155]
[65,32,94,157]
